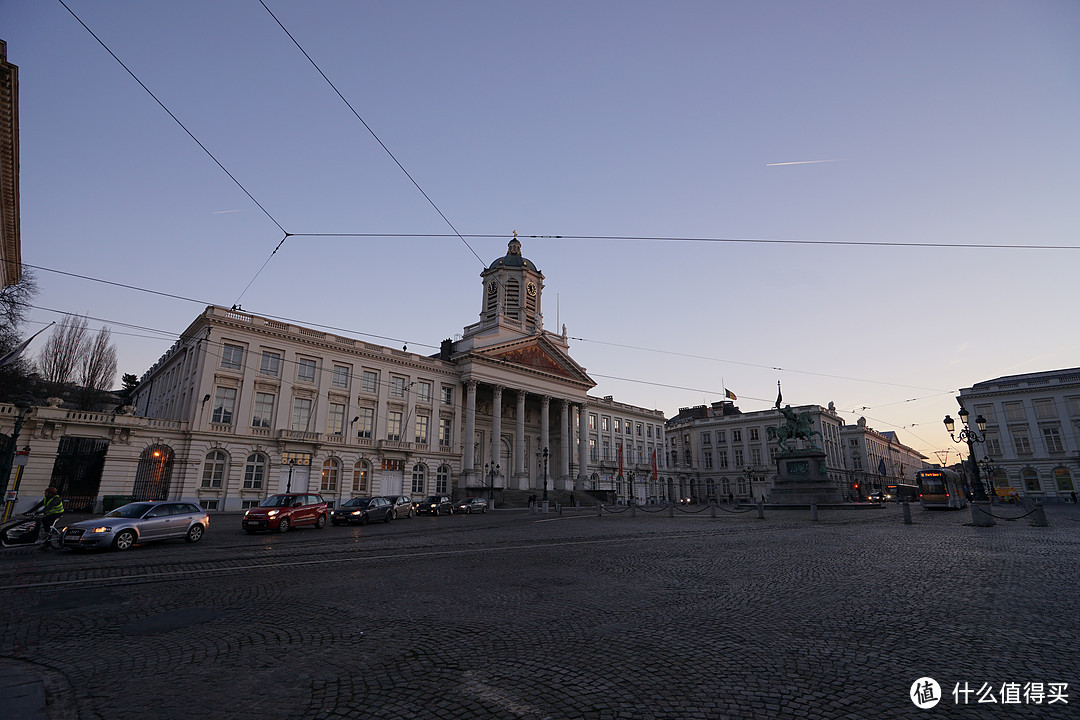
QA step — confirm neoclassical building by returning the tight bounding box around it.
[0,239,667,513]
[957,368,1079,501]
[839,417,928,500]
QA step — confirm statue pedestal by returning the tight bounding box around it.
[769,449,843,506]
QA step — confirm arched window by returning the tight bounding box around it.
[353,460,370,493]
[201,450,227,489]
[1023,468,1040,492]
[321,457,340,492]
[134,444,174,501]
[737,476,748,496]
[436,465,450,494]
[244,453,267,490]
[721,478,731,497]
[1054,467,1073,491]
[411,464,427,494]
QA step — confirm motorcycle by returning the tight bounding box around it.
[0,513,63,549]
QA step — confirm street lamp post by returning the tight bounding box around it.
[485,462,499,507]
[979,456,997,500]
[286,458,296,493]
[944,408,989,502]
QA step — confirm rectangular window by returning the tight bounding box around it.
[716,430,726,443]
[1003,402,1026,422]
[589,413,597,431]
[985,432,1002,456]
[417,381,433,403]
[297,358,317,383]
[647,425,653,438]
[355,407,374,439]
[732,429,742,442]
[252,392,275,428]
[221,344,244,370]
[328,403,345,436]
[636,423,643,437]
[415,415,429,444]
[436,467,449,494]
[259,351,281,376]
[615,419,622,434]
[387,411,403,441]
[1043,427,1064,453]
[734,449,744,466]
[1012,429,1032,455]
[361,370,379,394]
[601,416,610,432]
[703,450,713,469]
[718,450,728,468]
[439,417,452,446]
[750,428,759,441]
[1067,396,1080,417]
[243,459,264,489]
[602,439,611,460]
[751,447,762,465]
[211,387,236,425]
[390,376,407,398]
[353,465,368,492]
[442,386,453,405]
[975,404,996,424]
[290,398,312,431]
[332,365,350,388]
[1033,399,1057,420]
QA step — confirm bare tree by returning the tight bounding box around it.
[78,326,118,410]
[38,314,89,397]
[0,267,40,401]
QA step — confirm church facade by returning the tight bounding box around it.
[113,238,669,511]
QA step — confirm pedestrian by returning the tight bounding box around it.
[570,492,576,507]
[728,492,734,505]
[1072,491,1077,505]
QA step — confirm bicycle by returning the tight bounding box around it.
[0,513,64,549]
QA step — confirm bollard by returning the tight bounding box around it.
[757,499,765,520]
[597,503,603,517]
[710,500,717,519]
[630,502,637,517]
[542,500,549,514]
[902,501,912,525]
[1031,504,1049,527]
[811,503,818,521]
[669,502,675,518]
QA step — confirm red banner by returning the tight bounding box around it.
[651,449,657,480]
[618,444,623,478]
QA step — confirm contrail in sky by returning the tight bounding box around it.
[212,209,248,214]
[766,159,843,166]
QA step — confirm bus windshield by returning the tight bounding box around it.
[919,475,947,494]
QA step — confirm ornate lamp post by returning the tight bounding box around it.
[542,447,549,501]
[285,458,296,493]
[944,408,988,502]
[485,462,499,507]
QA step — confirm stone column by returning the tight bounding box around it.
[464,380,477,478]
[577,402,588,489]
[491,385,503,476]
[540,396,551,489]
[515,389,527,489]
[560,399,570,486]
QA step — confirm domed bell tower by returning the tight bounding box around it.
[476,235,544,337]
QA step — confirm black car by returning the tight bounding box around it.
[416,495,454,516]
[330,497,394,525]
[454,496,488,514]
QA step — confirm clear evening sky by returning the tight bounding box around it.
[4,1,1078,461]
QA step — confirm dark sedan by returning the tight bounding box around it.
[416,495,454,516]
[454,497,488,514]
[330,497,394,525]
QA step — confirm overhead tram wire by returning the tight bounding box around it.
[258,0,485,267]
[283,232,1080,251]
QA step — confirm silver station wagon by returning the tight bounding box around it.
[62,501,209,551]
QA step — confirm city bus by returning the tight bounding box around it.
[916,469,968,510]
[886,483,919,503]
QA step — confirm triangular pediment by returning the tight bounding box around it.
[474,336,595,387]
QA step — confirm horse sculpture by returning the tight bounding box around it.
[767,406,823,453]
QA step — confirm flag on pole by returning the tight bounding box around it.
[617,444,623,478]
[0,322,54,368]
[724,389,737,401]
[651,449,658,480]
[775,381,783,408]
[878,458,888,476]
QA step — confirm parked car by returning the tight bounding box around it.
[868,492,885,503]
[242,493,327,533]
[382,495,414,519]
[331,497,394,525]
[454,496,488,514]
[61,501,209,551]
[416,495,454,515]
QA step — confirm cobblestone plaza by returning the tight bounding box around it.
[1,504,1077,719]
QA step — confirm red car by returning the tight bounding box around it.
[242,493,328,533]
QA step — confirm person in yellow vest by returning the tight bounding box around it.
[31,487,65,544]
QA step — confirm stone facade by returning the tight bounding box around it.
[958,368,1080,501]
[839,417,929,500]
